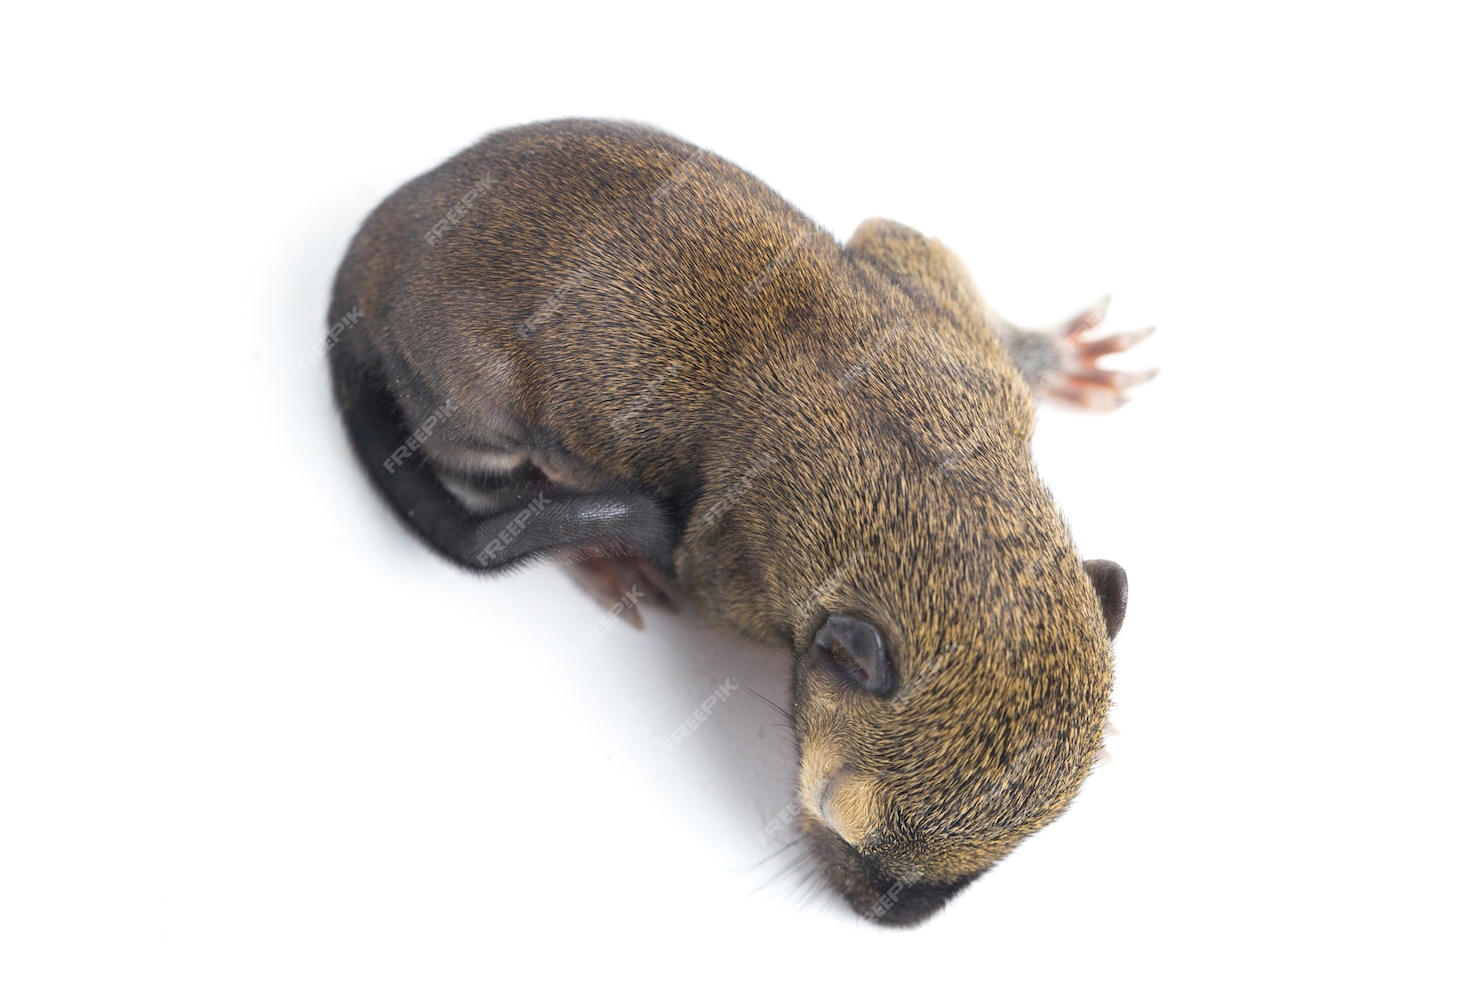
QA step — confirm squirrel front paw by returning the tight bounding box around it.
[1032,296,1157,411]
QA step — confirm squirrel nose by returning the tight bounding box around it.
[814,770,869,846]
[815,773,839,824]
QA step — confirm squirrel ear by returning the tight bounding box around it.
[814,615,895,696]
[1082,560,1128,640]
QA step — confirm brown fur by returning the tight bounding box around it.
[329,118,1124,927]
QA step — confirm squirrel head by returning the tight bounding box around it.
[779,442,1124,925]
[675,339,1126,926]
[787,515,1124,925]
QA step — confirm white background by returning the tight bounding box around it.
[3,2,1476,983]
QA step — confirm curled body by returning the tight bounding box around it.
[329,118,1147,926]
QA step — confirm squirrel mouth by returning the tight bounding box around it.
[800,815,971,927]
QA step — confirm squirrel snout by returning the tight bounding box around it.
[807,768,874,847]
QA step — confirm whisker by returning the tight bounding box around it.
[800,872,833,915]
[742,835,806,874]
[744,686,794,725]
[751,847,814,893]
[785,857,827,911]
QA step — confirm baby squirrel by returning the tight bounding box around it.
[328,118,1152,927]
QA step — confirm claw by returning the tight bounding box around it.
[564,555,681,630]
[1061,295,1112,340]
[1068,366,1160,390]
[1041,374,1130,412]
[1076,324,1156,359]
